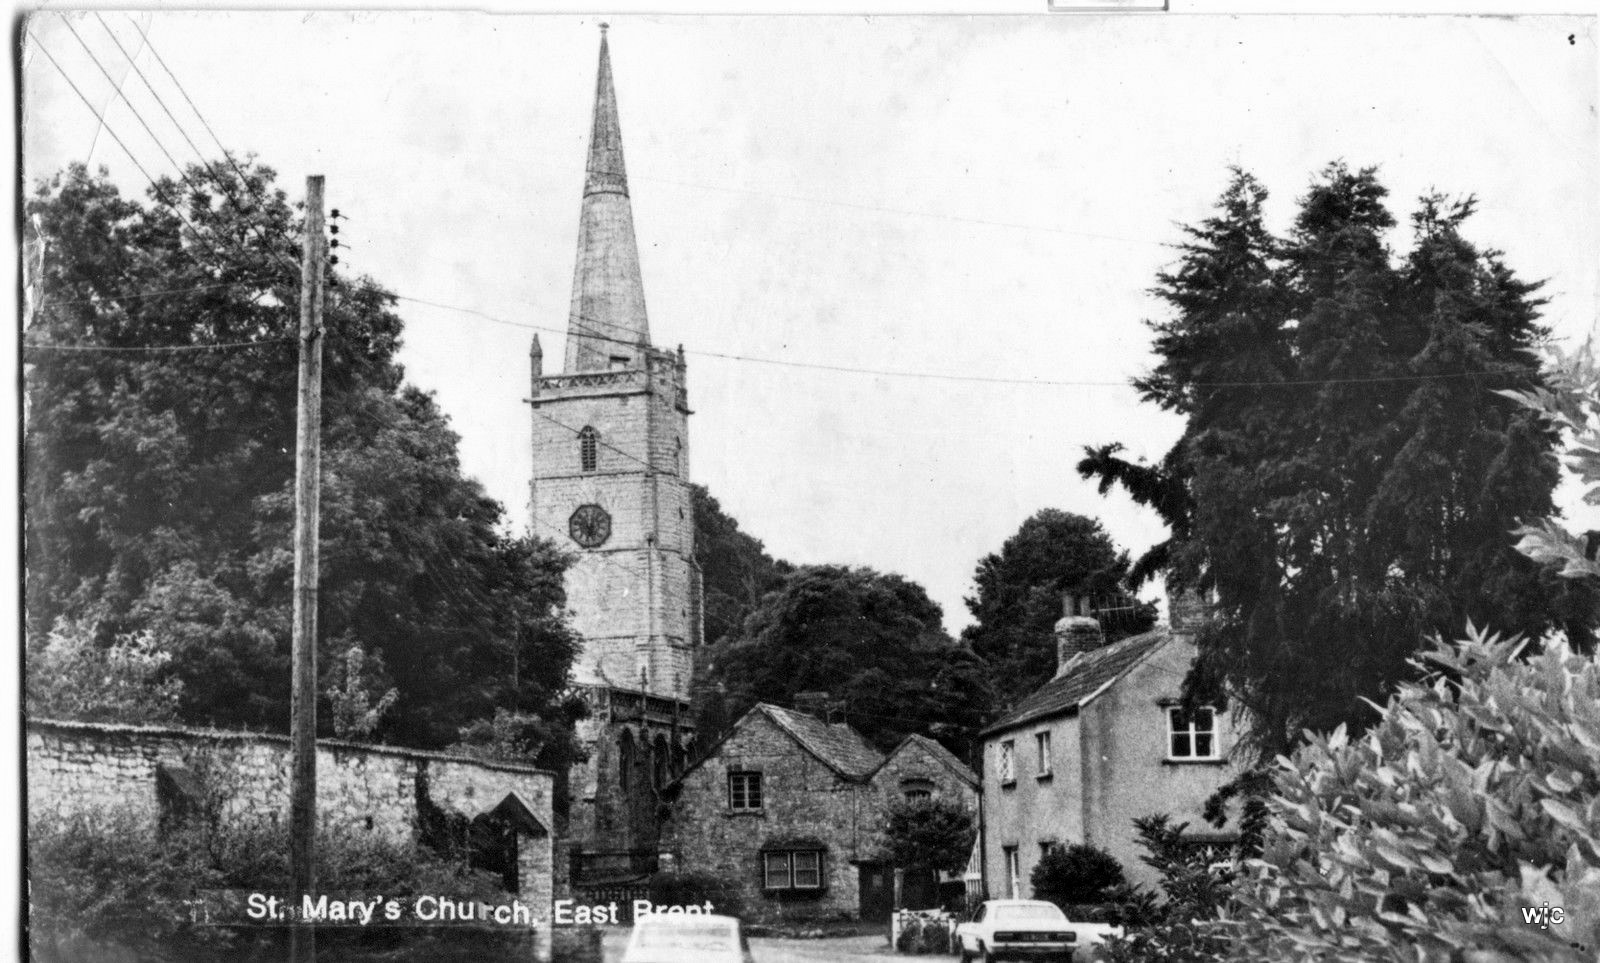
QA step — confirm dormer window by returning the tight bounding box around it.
[579,426,598,472]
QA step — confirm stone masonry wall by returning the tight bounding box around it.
[661,712,868,922]
[27,719,556,914]
[868,739,978,817]
[529,366,698,703]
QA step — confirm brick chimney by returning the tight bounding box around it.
[1167,585,1212,638]
[1053,594,1103,678]
[794,691,831,718]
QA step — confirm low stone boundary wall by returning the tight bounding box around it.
[26,717,557,917]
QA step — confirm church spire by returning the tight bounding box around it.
[565,24,651,373]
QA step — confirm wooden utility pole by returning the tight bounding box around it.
[290,174,327,963]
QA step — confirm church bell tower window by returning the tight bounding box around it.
[579,426,599,472]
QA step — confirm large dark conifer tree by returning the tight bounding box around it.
[1082,164,1592,758]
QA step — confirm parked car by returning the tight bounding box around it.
[621,912,756,963]
[955,899,1122,962]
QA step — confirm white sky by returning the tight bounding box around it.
[19,10,1600,632]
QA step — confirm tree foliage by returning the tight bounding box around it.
[325,644,398,741]
[1030,843,1128,908]
[881,797,976,875]
[1500,342,1600,585]
[692,483,792,649]
[699,565,993,757]
[1083,163,1593,758]
[24,161,583,765]
[26,616,183,725]
[1225,628,1600,961]
[961,509,1156,708]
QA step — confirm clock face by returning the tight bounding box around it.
[569,504,612,548]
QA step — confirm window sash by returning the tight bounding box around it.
[764,851,822,891]
[999,741,1016,781]
[1168,707,1218,759]
[792,851,821,889]
[1035,731,1052,775]
[729,772,763,810]
[764,852,790,889]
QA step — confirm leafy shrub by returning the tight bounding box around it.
[882,797,976,874]
[28,810,226,961]
[647,870,746,921]
[326,642,399,741]
[449,707,550,763]
[1099,818,1234,962]
[1226,627,1600,961]
[1031,843,1126,907]
[1499,341,1600,586]
[26,617,183,724]
[28,808,517,963]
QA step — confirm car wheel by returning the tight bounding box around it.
[979,942,994,963]
[958,946,971,963]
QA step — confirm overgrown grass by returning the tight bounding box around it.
[28,809,537,963]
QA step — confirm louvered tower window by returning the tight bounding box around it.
[579,426,598,472]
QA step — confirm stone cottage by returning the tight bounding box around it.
[659,703,977,923]
[977,595,1247,894]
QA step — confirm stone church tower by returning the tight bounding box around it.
[529,28,702,872]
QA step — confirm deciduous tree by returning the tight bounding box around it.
[24,161,583,765]
[700,565,992,757]
[961,510,1156,708]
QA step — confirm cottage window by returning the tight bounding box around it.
[999,740,1016,784]
[1168,706,1218,760]
[904,788,932,802]
[764,850,823,891]
[728,771,763,811]
[1003,846,1021,898]
[1035,731,1052,777]
[578,426,599,472]
[901,777,935,802]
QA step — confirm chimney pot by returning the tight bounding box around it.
[794,691,830,718]
[1168,587,1212,637]
[1053,612,1103,677]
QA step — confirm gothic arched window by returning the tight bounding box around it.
[652,735,670,791]
[619,730,635,792]
[579,426,598,473]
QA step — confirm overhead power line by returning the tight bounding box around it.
[41,277,271,307]
[397,293,1540,391]
[119,14,271,214]
[103,14,304,281]
[624,170,1172,249]
[29,35,227,277]
[62,19,217,219]
[23,336,293,354]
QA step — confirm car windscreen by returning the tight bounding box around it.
[633,920,739,950]
[994,905,1067,923]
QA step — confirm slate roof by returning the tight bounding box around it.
[760,704,885,780]
[982,629,1172,736]
[882,733,979,788]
